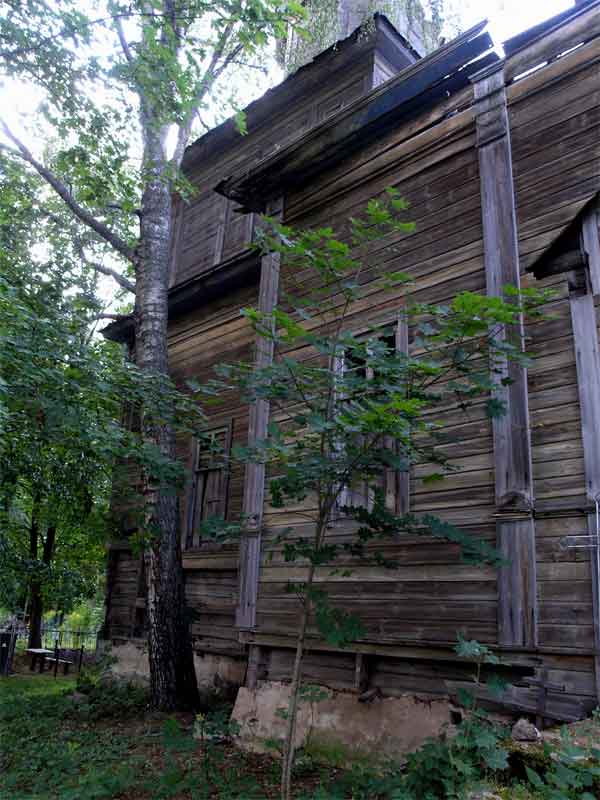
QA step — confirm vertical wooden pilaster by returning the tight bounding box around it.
[236,198,283,629]
[213,196,231,266]
[570,292,600,703]
[246,644,263,689]
[473,64,537,648]
[581,199,600,295]
[395,316,410,516]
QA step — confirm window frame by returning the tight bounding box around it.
[335,316,410,518]
[184,420,233,550]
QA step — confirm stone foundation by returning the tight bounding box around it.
[103,639,246,690]
[232,681,454,766]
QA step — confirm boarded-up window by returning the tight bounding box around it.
[336,319,409,516]
[176,191,256,284]
[185,422,233,549]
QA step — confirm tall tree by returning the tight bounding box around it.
[0,160,119,645]
[277,0,455,74]
[0,0,303,709]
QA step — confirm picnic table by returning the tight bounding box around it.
[26,648,54,673]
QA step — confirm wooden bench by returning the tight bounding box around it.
[45,657,74,675]
[26,648,54,673]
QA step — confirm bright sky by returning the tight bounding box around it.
[460,0,573,43]
[0,0,578,311]
[1,1,577,139]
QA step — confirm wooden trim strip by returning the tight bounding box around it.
[396,316,410,516]
[473,65,537,649]
[569,292,600,703]
[581,199,600,295]
[236,197,283,629]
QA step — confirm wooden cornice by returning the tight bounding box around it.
[215,21,495,212]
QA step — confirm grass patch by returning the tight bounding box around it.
[0,673,319,799]
[0,673,146,799]
[3,671,600,799]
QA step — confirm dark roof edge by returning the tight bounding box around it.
[215,20,492,212]
[527,192,600,278]
[181,14,416,174]
[101,252,260,344]
[102,315,133,343]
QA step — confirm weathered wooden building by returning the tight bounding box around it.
[103,0,600,746]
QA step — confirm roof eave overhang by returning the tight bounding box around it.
[215,20,496,212]
[101,251,260,343]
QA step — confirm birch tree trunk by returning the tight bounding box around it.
[136,114,199,710]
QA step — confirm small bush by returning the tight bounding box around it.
[76,660,149,720]
[84,677,149,719]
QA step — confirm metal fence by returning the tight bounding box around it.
[38,626,99,651]
[1,624,100,676]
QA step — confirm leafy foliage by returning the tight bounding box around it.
[520,727,600,800]
[0,159,204,624]
[195,192,552,797]
[1,0,309,710]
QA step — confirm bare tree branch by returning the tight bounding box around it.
[115,16,134,63]
[72,237,136,293]
[170,24,242,169]
[88,259,136,293]
[0,118,137,264]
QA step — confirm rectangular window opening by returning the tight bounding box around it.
[335,318,410,520]
[185,421,233,550]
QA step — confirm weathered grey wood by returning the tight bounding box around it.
[237,197,283,629]
[354,652,369,692]
[569,291,600,703]
[246,644,262,689]
[585,511,600,704]
[571,293,600,500]
[581,200,600,295]
[474,65,537,649]
[212,196,230,266]
[497,519,537,647]
[395,316,410,515]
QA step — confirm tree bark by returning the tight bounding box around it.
[27,502,41,649]
[28,519,57,650]
[136,111,199,711]
[281,565,314,800]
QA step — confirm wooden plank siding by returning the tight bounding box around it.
[172,45,382,287]
[169,280,259,654]
[103,4,600,719]
[239,18,600,706]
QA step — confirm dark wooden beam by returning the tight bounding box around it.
[473,64,537,649]
[236,197,283,629]
[102,252,260,344]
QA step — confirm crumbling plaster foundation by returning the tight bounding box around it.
[103,640,246,689]
[232,680,454,765]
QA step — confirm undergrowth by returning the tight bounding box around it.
[2,672,600,799]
